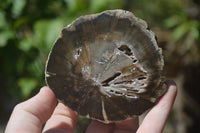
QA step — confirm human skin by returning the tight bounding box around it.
[5,80,177,133]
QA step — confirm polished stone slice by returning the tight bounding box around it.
[45,9,166,123]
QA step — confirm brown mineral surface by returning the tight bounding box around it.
[45,9,165,123]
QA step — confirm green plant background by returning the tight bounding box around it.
[0,0,200,132]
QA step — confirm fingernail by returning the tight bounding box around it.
[164,80,176,87]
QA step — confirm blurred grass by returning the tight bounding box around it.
[0,0,200,132]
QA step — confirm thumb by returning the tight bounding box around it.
[5,86,57,133]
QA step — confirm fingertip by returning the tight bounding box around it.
[164,80,177,98]
[164,80,177,87]
[39,86,56,100]
[39,86,54,95]
[43,103,78,132]
[39,86,50,92]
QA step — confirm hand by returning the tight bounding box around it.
[5,80,177,133]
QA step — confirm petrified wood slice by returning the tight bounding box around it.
[45,9,166,123]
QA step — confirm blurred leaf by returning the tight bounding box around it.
[164,15,182,28]
[0,10,7,28]
[13,16,29,29]
[172,22,190,42]
[90,0,108,12]
[33,19,64,50]
[90,0,124,12]
[18,37,34,51]
[0,10,15,47]
[0,0,12,9]
[64,0,88,13]
[64,0,75,11]
[0,29,14,47]
[11,0,26,18]
[190,27,199,40]
[189,21,200,40]
[18,78,38,98]
[172,20,200,42]
[16,57,25,74]
[28,59,44,78]
[45,19,64,45]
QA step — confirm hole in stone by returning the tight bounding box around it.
[141,83,144,86]
[114,80,133,85]
[125,94,137,99]
[133,59,138,63]
[114,91,123,95]
[102,72,121,86]
[110,90,114,93]
[155,35,158,42]
[118,45,132,56]
[138,76,147,80]
[147,25,150,30]
[77,49,80,55]
[126,94,133,97]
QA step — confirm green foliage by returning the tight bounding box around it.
[90,0,125,12]
[172,20,199,42]
[18,77,38,98]
[163,3,200,62]
[164,9,200,42]
[0,10,14,46]
[0,0,69,99]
